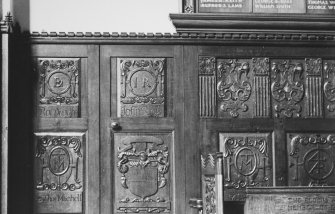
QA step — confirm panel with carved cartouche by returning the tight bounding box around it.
[199,57,271,118]
[324,60,335,118]
[201,154,216,214]
[118,58,166,118]
[34,133,84,213]
[288,133,335,187]
[37,58,80,118]
[219,133,273,201]
[114,133,172,213]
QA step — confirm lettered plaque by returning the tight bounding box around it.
[307,0,335,14]
[253,0,306,13]
[118,58,166,118]
[198,0,252,13]
[37,58,80,118]
[34,133,84,213]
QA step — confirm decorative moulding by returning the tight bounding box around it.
[169,13,335,34]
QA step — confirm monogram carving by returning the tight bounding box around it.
[324,61,335,115]
[115,133,171,213]
[119,58,165,117]
[34,133,84,213]
[220,133,272,201]
[271,60,305,118]
[217,59,252,118]
[288,134,335,186]
[37,58,80,118]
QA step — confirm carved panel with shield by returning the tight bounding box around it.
[219,133,273,201]
[288,133,335,186]
[34,133,84,213]
[37,58,80,118]
[114,133,172,213]
[118,58,166,118]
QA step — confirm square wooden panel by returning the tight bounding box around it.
[37,58,81,118]
[114,132,172,213]
[117,58,166,118]
[33,132,85,213]
[219,133,273,201]
[288,133,335,186]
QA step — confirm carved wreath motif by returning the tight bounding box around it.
[271,60,305,118]
[217,59,252,118]
[120,59,165,104]
[39,59,79,105]
[117,139,169,193]
[35,136,82,191]
[324,62,335,112]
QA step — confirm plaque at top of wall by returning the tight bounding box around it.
[307,0,335,14]
[253,0,306,13]
[198,0,252,13]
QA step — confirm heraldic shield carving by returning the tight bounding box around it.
[115,133,171,213]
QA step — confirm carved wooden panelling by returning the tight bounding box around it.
[199,57,216,118]
[253,58,271,117]
[219,133,273,201]
[271,59,306,118]
[288,133,335,187]
[217,59,253,118]
[114,133,172,213]
[201,154,216,214]
[118,58,166,118]
[34,133,84,213]
[324,60,335,118]
[37,58,80,118]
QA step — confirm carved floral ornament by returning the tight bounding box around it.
[35,136,82,191]
[324,62,335,112]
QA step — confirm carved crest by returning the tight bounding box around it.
[117,136,169,199]
[217,59,252,118]
[271,60,305,118]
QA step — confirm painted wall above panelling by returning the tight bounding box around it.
[14,0,179,32]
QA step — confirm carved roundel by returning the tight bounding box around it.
[47,71,71,95]
[128,69,158,97]
[303,148,334,180]
[48,146,71,176]
[234,147,257,176]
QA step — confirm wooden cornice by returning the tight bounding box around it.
[170,13,335,34]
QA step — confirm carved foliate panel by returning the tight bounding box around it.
[271,59,305,118]
[114,133,172,213]
[288,133,335,186]
[217,59,253,118]
[219,133,272,201]
[324,60,335,117]
[201,154,216,214]
[34,133,84,213]
[37,58,80,118]
[118,58,166,118]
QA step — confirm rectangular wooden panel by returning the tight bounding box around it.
[114,132,172,213]
[245,187,335,214]
[37,58,81,118]
[287,133,335,186]
[201,153,216,214]
[117,58,166,118]
[219,133,273,201]
[307,0,335,14]
[34,132,85,213]
[253,0,306,13]
[198,0,252,13]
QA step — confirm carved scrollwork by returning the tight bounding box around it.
[217,59,252,118]
[324,62,335,112]
[223,137,267,158]
[117,207,169,213]
[271,60,305,118]
[204,176,216,214]
[199,57,216,75]
[35,135,83,191]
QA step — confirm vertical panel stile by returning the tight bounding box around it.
[253,58,270,118]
